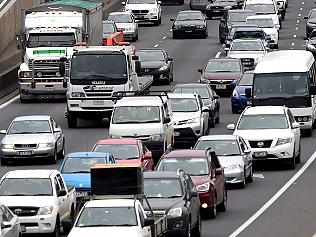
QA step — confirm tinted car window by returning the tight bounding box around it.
[157,158,209,175]
[176,12,202,21]
[173,87,210,99]
[205,60,241,72]
[108,14,133,23]
[137,51,165,61]
[170,98,199,112]
[144,178,183,198]
[61,157,109,173]
[94,144,140,160]
[112,106,161,123]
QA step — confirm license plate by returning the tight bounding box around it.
[247,101,252,105]
[174,132,180,136]
[254,151,267,158]
[216,84,226,89]
[93,100,104,105]
[44,86,54,92]
[213,10,220,12]
[76,191,88,198]
[19,151,32,156]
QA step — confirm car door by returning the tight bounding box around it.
[51,118,63,153]
[210,152,225,204]
[55,176,68,220]
[287,110,300,152]
[239,137,252,177]
[138,204,151,237]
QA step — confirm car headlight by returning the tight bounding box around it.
[19,71,32,78]
[150,8,158,12]
[167,207,182,217]
[1,144,14,149]
[151,133,164,141]
[307,22,316,27]
[307,43,316,50]
[196,182,210,192]
[71,92,85,98]
[37,206,53,215]
[232,89,239,98]
[38,143,54,148]
[186,117,200,124]
[173,25,180,30]
[276,138,292,146]
[158,65,168,71]
[224,164,242,172]
[196,25,205,29]
[109,134,122,139]
[271,32,278,38]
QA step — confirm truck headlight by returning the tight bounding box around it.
[1,144,14,149]
[151,134,164,141]
[71,92,85,98]
[158,66,168,71]
[19,71,32,78]
[276,138,292,146]
[167,207,182,217]
[224,164,241,172]
[186,117,200,124]
[37,206,53,215]
[196,182,210,192]
[38,143,54,148]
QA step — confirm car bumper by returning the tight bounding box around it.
[19,82,67,98]
[296,120,312,130]
[174,123,201,144]
[205,9,226,17]
[173,28,206,36]
[18,214,56,234]
[224,169,244,184]
[67,99,114,118]
[201,79,234,92]
[249,142,295,161]
[1,147,55,160]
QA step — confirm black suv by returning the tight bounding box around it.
[144,171,201,237]
[218,9,255,43]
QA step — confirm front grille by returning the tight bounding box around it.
[29,59,69,78]
[175,128,195,137]
[141,68,157,74]
[132,10,149,14]
[248,140,272,148]
[14,144,37,149]
[9,207,39,216]
[121,135,151,141]
[84,89,113,98]
[240,58,254,67]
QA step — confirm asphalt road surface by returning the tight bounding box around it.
[0,0,316,236]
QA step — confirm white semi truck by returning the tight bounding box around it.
[17,0,103,102]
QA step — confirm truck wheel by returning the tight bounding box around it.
[50,217,60,237]
[67,112,77,128]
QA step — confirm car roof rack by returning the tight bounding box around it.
[112,90,171,103]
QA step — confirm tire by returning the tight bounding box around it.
[158,17,161,25]
[232,107,239,114]
[305,129,312,137]
[49,148,58,164]
[246,166,253,183]
[209,114,215,128]
[219,36,225,44]
[209,195,217,219]
[184,218,191,237]
[288,149,296,170]
[192,214,201,237]
[239,170,246,189]
[215,114,220,123]
[67,112,77,128]
[170,69,174,82]
[275,44,279,49]
[165,73,171,85]
[313,119,316,129]
[0,158,8,166]
[217,188,227,212]
[203,30,208,39]
[208,15,212,20]
[295,144,301,164]
[50,216,60,237]
[57,140,65,159]
[135,33,139,41]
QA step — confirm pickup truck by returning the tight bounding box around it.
[0,170,76,236]
[66,196,166,237]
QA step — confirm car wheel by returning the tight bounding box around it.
[239,170,246,189]
[165,73,171,85]
[0,158,8,166]
[232,107,239,114]
[58,140,65,159]
[275,44,279,49]
[295,144,301,164]
[209,113,215,128]
[67,112,77,128]
[215,113,220,123]
[192,214,201,237]
[158,17,162,25]
[208,15,212,20]
[209,195,217,219]
[219,36,225,44]
[246,166,253,183]
[312,119,316,129]
[203,30,208,38]
[135,32,139,41]
[217,188,227,212]
[50,216,60,237]
[288,148,296,170]
[49,148,58,164]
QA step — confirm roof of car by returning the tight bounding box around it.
[199,135,239,141]
[13,115,51,121]
[168,93,198,99]
[116,96,166,106]
[96,139,139,145]
[162,149,207,158]
[65,152,112,158]
[244,106,286,115]
[143,171,182,179]
[4,170,56,179]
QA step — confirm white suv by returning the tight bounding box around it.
[227,106,301,169]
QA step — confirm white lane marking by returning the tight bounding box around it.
[0,95,19,110]
[154,44,159,47]
[296,27,298,30]
[253,173,264,179]
[300,8,303,10]
[159,40,162,43]
[162,36,166,39]
[228,150,316,237]
[302,2,304,4]
[297,20,300,23]
[215,52,221,58]
[294,35,297,38]
[298,14,301,17]
[167,32,170,35]
[292,43,295,46]
[0,0,10,9]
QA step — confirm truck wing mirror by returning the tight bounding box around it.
[57,189,67,197]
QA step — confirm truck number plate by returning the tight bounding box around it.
[216,84,226,89]
[19,151,32,156]
[76,192,88,198]
[93,100,104,105]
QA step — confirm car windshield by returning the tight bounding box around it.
[176,12,202,21]
[112,106,160,124]
[128,0,155,3]
[247,18,274,28]
[144,178,183,198]
[238,114,289,130]
[0,178,53,196]
[234,30,265,39]
[103,22,115,33]
[229,12,255,22]
[245,4,276,14]
[137,50,165,61]
[231,41,264,51]
[27,33,75,47]
[76,207,137,227]
[205,60,241,72]
[195,140,241,156]
[108,14,133,23]
[61,157,109,173]
[253,73,309,99]
[93,144,140,160]
[8,120,51,134]
[156,158,209,175]
[173,86,210,99]
[238,73,254,86]
[309,11,316,19]
[170,98,199,112]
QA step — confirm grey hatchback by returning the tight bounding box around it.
[0,115,65,165]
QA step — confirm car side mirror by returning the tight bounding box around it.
[135,60,141,74]
[170,18,174,22]
[202,106,209,112]
[167,57,173,61]
[0,130,6,134]
[215,168,223,176]
[57,189,67,197]
[292,122,300,129]
[164,117,171,124]
[244,149,251,154]
[245,88,252,98]
[144,218,155,227]
[1,222,12,229]
[190,190,198,197]
[310,85,316,95]
[144,152,152,160]
[197,68,203,73]
[304,16,308,19]
[61,219,73,234]
[227,124,235,130]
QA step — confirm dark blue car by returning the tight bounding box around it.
[60,152,115,203]
[231,70,254,113]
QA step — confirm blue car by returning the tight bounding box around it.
[60,152,115,203]
[231,70,254,113]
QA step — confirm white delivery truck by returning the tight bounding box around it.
[17,0,103,102]
[61,45,153,128]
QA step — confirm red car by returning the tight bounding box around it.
[156,149,227,218]
[92,139,154,171]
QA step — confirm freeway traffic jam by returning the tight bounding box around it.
[0,0,315,236]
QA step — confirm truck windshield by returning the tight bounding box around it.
[112,106,160,124]
[237,114,289,130]
[0,178,53,196]
[70,54,128,85]
[93,144,140,160]
[61,158,108,173]
[144,178,183,198]
[76,207,137,227]
[27,33,75,48]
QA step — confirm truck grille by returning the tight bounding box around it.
[14,144,38,149]
[28,59,69,78]
[248,140,272,148]
[9,206,39,216]
[84,89,113,98]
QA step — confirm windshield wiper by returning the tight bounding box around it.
[32,194,52,196]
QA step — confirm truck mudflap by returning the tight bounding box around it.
[152,215,167,237]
